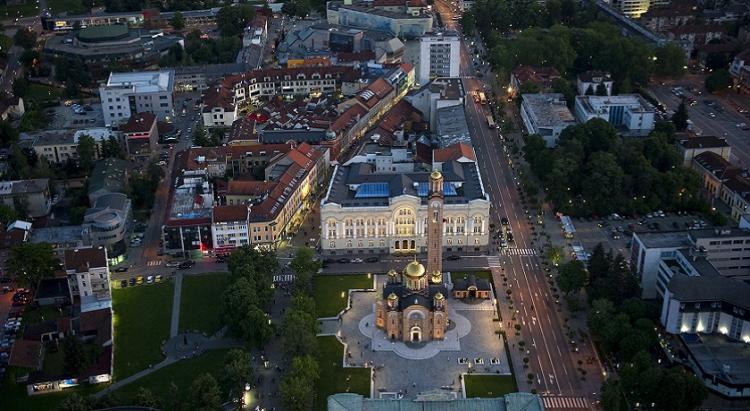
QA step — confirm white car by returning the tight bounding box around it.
[352,258,364,263]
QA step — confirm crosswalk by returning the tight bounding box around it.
[147,260,162,267]
[273,274,294,283]
[502,248,538,256]
[542,396,589,409]
[487,256,501,267]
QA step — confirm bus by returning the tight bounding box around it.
[478,92,487,105]
[486,115,496,129]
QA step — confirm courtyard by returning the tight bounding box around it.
[322,273,512,399]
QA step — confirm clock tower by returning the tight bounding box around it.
[426,170,444,276]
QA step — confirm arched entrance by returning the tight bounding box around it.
[468,285,477,299]
[410,326,422,343]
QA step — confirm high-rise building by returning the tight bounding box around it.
[418,31,460,85]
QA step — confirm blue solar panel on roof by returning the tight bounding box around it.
[416,182,457,196]
[355,182,390,198]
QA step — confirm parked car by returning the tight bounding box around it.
[146,275,154,284]
[129,277,136,286]
[351,258,364,263]
[114,267,128,273]
[166,261,181,268]
[136,276,144,285]
[337,258,350,264]
[501,217,509,225]
[155,274,162,283]
[120,280,127,288]
[178,261,194,269]
[365,256,379,263]
[446,255,461,261]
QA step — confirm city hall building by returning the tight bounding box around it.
[320,150,490,256]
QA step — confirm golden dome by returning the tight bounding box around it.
[431,270,442,283]
[387,292,398,300]
[434,292,444,300]
[404,260,426,278]
[430,170,442,180]
[387,269,398,277]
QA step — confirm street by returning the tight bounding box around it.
[435,0,604,405]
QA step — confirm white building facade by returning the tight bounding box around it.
[417,31,460,85]
[519,93,576,147]
[64,247,112,305]
[574,94,656,136]
[99,70,175,127]
[320,155,490,256]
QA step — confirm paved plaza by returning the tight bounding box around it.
[322,275,512,399]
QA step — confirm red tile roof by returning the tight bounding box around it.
[336,50,376,63]
[64,247,107,272]
[213,204,249,222]
[512,65,561,88]
[227,180,275,197]
[9,339,42,369]
[185,147,228,170]
[433,143,476,163]
[120,112,156,134]
[227,143,295,160]
[79,308,112,346]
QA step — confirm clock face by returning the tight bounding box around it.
[431,201,441,208]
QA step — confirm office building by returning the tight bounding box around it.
[212,205,250,253]
[520,94,576,147]
[632,228,750,298]
[326,0,434,38]
[99,70,175,126]
[574,94,656,136]
[84,193,132,262]
[320,149,490,256]
[611,0,652,18]
[417,31,460,85]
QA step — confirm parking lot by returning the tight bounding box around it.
[46,101,105,129]
[556,211,713,262]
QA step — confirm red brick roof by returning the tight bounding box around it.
[64,247,107,272]
[120,112,156,134]
[356,77,394,109]
[79,308,112,346]
[433,143,476,163]
[185,147,228,170]
[336,50,376,63]
[227,143,295,160]
[330,104,368,134]
[213,204,249,223]
[9,339,42,369]
[512,65,561,87]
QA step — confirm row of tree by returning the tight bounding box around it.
[462,0,685,92]
[221,247,277,348]
[523,119,708,217]
[279,247,322,411]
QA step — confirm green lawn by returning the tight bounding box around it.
[179,272,229,335]
[452,271,493,282]
[25,84,63,106]
[41,347,64,377]
[47,0,89,14]
[313,275,372,318]
[0,366,103,411]
[22,305,67,324]
[111,349,229,406]
[464,375,517,398]
[0,3,40,18]
[315,336,369,411]
[112,282,174,379]
[0,34,12,51]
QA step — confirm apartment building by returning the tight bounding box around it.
[0,179,52,218]
[120,112,158,157]
[26,128,115,165]
[678,135,731,166]
[417,31,460,85]
[99,70,175,126]
[64,247,111,312]
[212,204,250,253]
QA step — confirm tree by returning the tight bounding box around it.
[165,381,182,411]
[217,4,255,37]
[187,373,223,411]
[63,337,88,375]
[601,380,628,411]
[519,80,541,95]
[12,77,29,98]
[545,244,564,266]
[585,84,594,95]
[672,101,689,131]
[280,355,320,411]
[77,134,96,172]
[222,349,253,395]
[20,49,39,68]
[0,204,18,225]
[281,303,318,358]
[170,11,186,30]
[557,260,587,294]
[653,43,686,78]
[8,242,58,287]
[705,69,731,93]
[192,124,210,146]
[14,28,37,49]
[595,83,608,96]
[134,387,161,409]
[0,120,19,147]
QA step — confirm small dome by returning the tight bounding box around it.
[430,170,442,180]
[387,292,398,300]
[387,269,398,277]
[431,270,442,283]
[434,292,444,300]
[404,260,425,278]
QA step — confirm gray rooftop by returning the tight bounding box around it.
[688,227,750,241]
[666,249,750,310]
[30,225,86,245]
[634,230,689,248]
[521,93,576,128]
[324,159,485,208]
[681,333,750,386]
[436,105,470,147]
[327,392,545,411]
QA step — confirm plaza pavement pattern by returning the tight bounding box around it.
[319,275,512,399]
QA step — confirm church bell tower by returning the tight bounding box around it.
[426,170,444,276]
